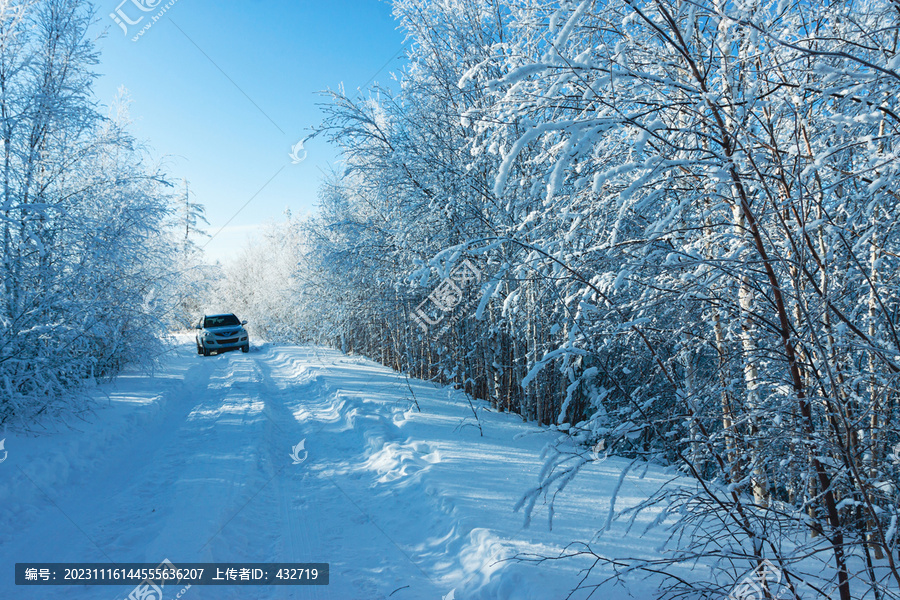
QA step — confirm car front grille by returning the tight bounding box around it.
[220,338,238,344]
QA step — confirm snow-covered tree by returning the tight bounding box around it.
[214,211,310,342]
[301,0,900,597]
[0,0,179,425]
[170,178,210,329]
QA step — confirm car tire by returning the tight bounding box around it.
[197,344,203,355]
[241,344,249,353]
[203,346,210,357]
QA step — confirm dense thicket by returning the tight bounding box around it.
[0,0,178,424]
[295,0,900,597]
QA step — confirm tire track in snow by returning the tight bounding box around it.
[0,342,227,600]
[239,349,327,600]
[4,343,480,599]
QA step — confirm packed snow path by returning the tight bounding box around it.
[1,339,677,599]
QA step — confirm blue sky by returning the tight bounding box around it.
[92,0,407,262]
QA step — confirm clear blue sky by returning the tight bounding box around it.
[91,0,406,262]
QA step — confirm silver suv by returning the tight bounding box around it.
[195,314,250,356]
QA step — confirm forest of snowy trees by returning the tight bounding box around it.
[279,0,900,598]
[0,0,182,424]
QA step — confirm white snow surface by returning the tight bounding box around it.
[0,337,679,599]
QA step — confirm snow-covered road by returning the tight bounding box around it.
[1,339,676,599]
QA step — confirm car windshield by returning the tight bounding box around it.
[204,315,240,328]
